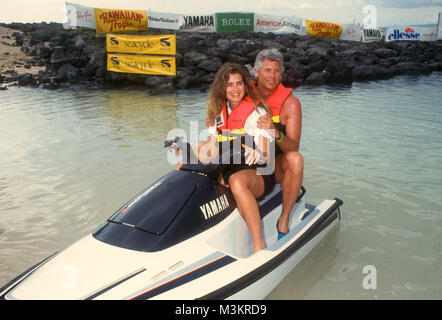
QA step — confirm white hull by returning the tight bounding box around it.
[1,183,342,300]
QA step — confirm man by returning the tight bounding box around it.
[254,48,304,239]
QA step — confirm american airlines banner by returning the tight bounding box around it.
[107,54,176,76]
[339,23,362,42]
[147,10,181,30]
[254,14,302,34]
[305,20,343,39]
[106,34,176,55]
[94,8,148,33]
[63,2,95,29]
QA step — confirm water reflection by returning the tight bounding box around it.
[265,226,340,300]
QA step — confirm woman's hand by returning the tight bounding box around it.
[198,135,219,164]
[242,144,262,166]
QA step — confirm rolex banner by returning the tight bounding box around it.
[305,19,343,39]
[107,54,176,76]
[106,34,176,55]
[94,8,148,33]
[216,12,254,32]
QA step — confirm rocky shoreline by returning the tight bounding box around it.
[1,22,441,93]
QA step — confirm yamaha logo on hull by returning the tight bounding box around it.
[200,194,230,220]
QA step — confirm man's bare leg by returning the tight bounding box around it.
[275,151,303,234]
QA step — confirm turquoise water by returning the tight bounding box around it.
[0,73,441,299]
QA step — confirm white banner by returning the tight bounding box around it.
[339,23,362,42]
[362,28,383,42]
[418,26,438,41]
[148,10,181,30]
[254,14,302,34]
[438,13,442,40]
[385,26,437,42]
[179,14,216,32]
[63,2,96,29]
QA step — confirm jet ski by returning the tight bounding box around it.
[0,136,343,300]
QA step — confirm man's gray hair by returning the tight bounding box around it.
[254,48,284,74]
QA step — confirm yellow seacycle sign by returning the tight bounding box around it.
[94,8,148,33]
[106,34,176,55]
[107,54,176,76]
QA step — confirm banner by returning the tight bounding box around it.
[216,12,254,32]
[106,34,176,55]
[385,26,437,42]
[254,14,302,34]
[148,10,181,30]
[179,14,216,32]
[94,8,148,33]
[305,20,343,39]
[107,54,176,75]
[438,13,442,40]
[339,23,362,42]
[63,2,96,29]
[362,28,383,42]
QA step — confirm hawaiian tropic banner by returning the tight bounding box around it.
[107,54,176,75]
[94,8,148,33]
[106,34,176,55]
[216,12,254,32]
[305,19,343,39]
[254,13,302,34]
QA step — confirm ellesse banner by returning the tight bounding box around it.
[94,8,148,33]
[305,20,343,39]
[106,34,176,55]
[107,54,176,76]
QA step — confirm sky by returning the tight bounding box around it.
[0,0,441,27]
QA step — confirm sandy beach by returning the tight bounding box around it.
[0,26,44,79]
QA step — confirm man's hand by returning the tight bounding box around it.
[257,115,278,139]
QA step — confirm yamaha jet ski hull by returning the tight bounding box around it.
[0,138,343,300]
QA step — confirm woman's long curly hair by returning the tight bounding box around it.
[206,62,271,124]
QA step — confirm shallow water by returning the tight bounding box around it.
[1,73,441,299]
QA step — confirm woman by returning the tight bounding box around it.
[200,62,275,253]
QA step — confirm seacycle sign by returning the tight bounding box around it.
[216,12,254,32]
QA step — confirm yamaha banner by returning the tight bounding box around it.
[362,28,383,42]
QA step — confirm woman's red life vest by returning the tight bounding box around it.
[216,95,256,132]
